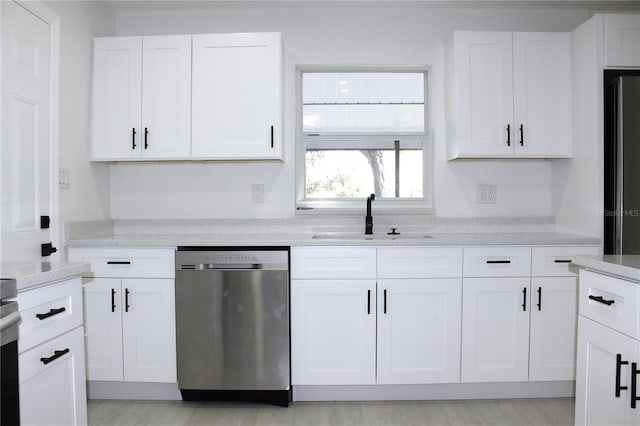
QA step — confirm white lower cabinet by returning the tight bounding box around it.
[83,277,176,382]
[377,278,462,384]
[575,316,639,426]
[20,327,87,426]
[461,277,531,382]
[529,277,579,381]
[291,279,376,385]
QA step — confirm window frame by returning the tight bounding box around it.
[295,66,433,213]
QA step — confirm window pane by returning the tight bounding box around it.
[305,149,423,199]
[302,72,425,133]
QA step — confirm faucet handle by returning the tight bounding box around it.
[387,228,400,235]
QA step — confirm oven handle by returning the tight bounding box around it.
[0,310,21,332]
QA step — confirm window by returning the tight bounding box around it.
[297,69,431,210]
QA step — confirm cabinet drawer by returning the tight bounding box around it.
[532,246,599,277]
[291,247,376,279]
[579,269,639,339]
[68,247,175,278]
[463,247,531,277]
[377,247,462,278]
[17,278,83,353]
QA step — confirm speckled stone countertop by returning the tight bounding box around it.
[0,262,90,292]
[572,255,640,282]
[64,218,600,248]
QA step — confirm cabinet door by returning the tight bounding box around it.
[82,278,123,381]
[453,31,514,157]
[19,327,87,426]
[575,316,640,426]
[513,32,571,157]
[529,277,578,381]
[141,35,192,159]
[291,279,376,385]
[121,278,176,383]
[377,279,462,384]
[461,278,530,382]
[604,14,640,67]
[92,37,142,160]
[192,32,282,160]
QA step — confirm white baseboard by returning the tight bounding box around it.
[292,381,575,402]
[87,381,181,400]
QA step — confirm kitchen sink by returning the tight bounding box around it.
[312,232,433,240]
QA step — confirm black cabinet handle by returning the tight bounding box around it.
[617,353,629,397]
[589,295,615,306]
[270,125,274,148]
[41,242,58,257]
[40,348,70,365]
[36,307,66,321]
[125,288,130,312]
[107,261,131,265]
[522,287,527,311]
[487,260,511,264]
[132,128,137,149]
[506,124,511,146]
[632,362,639,409]
[383,289,387,314]
[519,124,524,146]
[554,259,571,263]
[144,127,149,149]
[537,287,542,311]
[367,290,371,315]
[111,288,116,313]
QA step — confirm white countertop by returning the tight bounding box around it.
[65,231,600,247]
[0,261,91,292]
[572,255,640,282]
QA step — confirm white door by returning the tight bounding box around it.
[513,32,571,157]
[192,32,282,160]
[141,35,192,159]
[122,278,176,383]
[19,327,87,426]
[377,279,462,384]
[0,1,54,261]
[91,37,142,160]
[291,279,376,385]
[575,316,640,426]
[529,277,579,381]
[82,278,123,381]
[461,278,530,382]
[454,31,514,157]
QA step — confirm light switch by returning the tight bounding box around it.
[252,184,264,204]
[59,168,70,190]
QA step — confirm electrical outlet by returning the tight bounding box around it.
[59,168,70,190]
[252,184,264,204]
[477,184,497,204]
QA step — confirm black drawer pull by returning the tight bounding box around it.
[40,348,70,365]
[383,289,387,314]
[487,260,511,264]
[107,261,131,265]
[537,287,542,311]
[132,128,136,149]
[367,290,371,315]
[506,124,511,146]
[270,125,274,148]
[111,288,116,313]
[522,287,527,311]
[36,307,66,320]
[589,295,615,306]
[617,353,629,397]
[125,288,130,312]
[632,362,639,409]
[554,259,571,263]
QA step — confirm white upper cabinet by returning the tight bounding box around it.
[604,14,640,68]
[447,31,571,159]
[191,32,283,160]
[92,37,142,160]
[92,35,192,160]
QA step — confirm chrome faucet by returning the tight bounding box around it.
[365,194,375,235]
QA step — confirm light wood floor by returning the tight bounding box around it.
[88,398,574,426]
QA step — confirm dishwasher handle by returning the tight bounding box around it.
[181,263,265,271]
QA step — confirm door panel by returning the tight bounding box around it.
[1,1,52,261]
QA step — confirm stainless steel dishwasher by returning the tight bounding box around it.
[175,247,290,406]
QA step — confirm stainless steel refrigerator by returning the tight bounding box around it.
[604,73,640,255]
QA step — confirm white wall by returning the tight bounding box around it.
[109,4,593,219]
[551,15,603,238]
[47,1,115,222]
